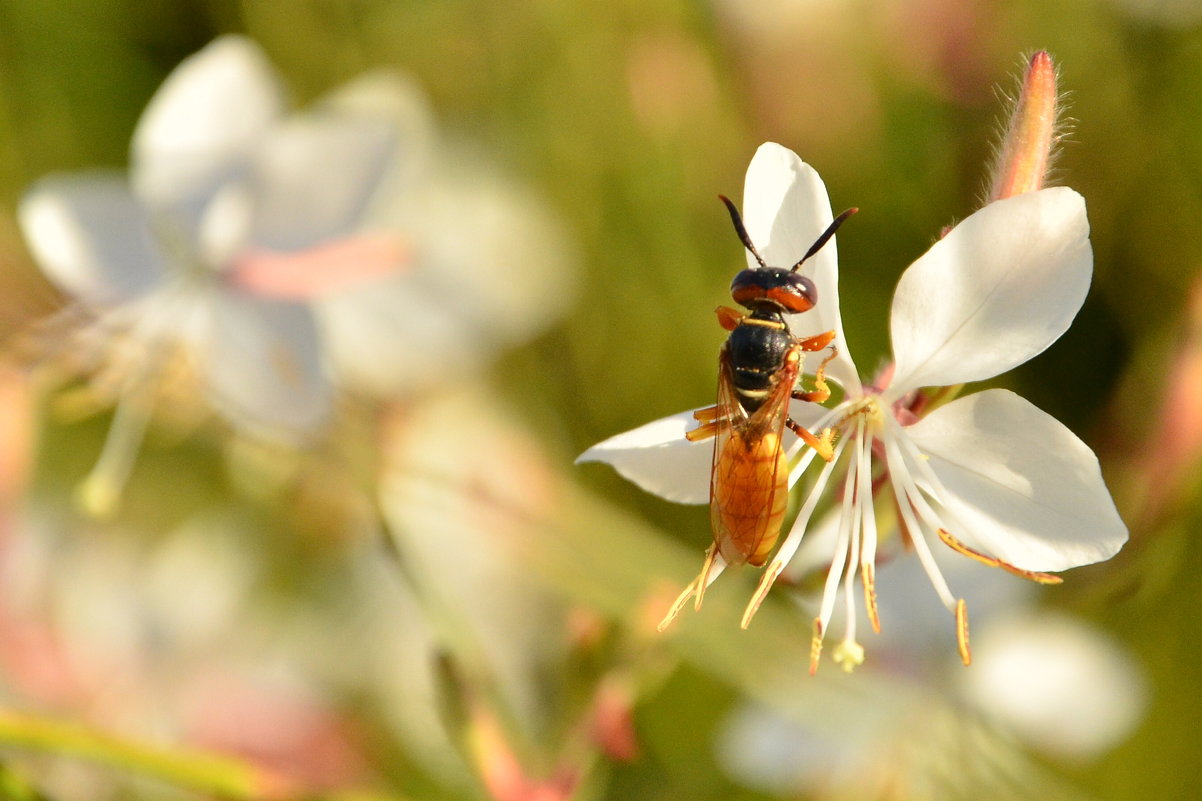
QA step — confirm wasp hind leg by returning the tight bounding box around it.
[657,545,722,631]
[786,417,836,462]
[687,405,724,442]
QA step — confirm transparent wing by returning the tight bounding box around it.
[708,345,799,567]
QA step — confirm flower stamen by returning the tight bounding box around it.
[833,639,865,672]
[77,379,155,518]
[936,528,1064,584]
[854,421,881,633]
[861,562,880,634]
[809,618,824,676]
[883,431,958,611]
[955,598,972,666]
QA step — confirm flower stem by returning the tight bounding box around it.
[0,710,401,801]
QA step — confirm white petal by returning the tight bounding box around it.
[245,72,433,254]
[905,389,1127,571]
[400,155,577,346]
[242,112,399,251]
[961,611,1145,760]
[741,143,859,390]
[197,290,331,438]
[131,36,285,216]
[18,174,169,306]
[576,410,712,504]
[315,273,482,398]
[716,701,862,795]
[887,188,1092,396]
[316,71,436,201]
[196,180,255,269]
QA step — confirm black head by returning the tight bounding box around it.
[730,267,817,313]
[719,195,857,312]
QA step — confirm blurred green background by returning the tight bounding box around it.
[1,0,1201,799]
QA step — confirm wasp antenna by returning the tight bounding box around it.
[719,194,768,269]
[791,207,859,272]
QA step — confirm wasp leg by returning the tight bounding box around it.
[797,329,836,352]
[715,305,744,331]
[687,405,724,442]
[657,545,724,631]
[792,345,838,404]
[786,417,836,462]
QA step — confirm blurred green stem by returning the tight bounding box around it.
[0,710,401,801]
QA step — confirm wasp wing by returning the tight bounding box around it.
[707,344,801,567]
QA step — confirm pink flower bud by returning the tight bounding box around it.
[988,51,1059,202]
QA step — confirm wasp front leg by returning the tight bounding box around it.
[796,329,835,352]
[792,344,838,405]
[715,305,744,331]
[788,340,838,461]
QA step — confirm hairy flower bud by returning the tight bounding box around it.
[988,51,1060,202]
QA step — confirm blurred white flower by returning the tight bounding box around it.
[376,384,565,732]
[20,35,574,515]
[959,611,1146,762]
[0,508,376,797]
[579,143,1126,668]
[716,544,1145,799]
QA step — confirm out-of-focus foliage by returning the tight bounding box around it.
[0,1,1198,800]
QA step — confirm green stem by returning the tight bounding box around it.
[0,710,402,801]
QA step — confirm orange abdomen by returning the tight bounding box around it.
[713,431,789,566]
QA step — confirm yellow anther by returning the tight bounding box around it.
[862,562,881,634]
[833,640,865,673]
[809,618,824,675]
[955,598,972,666]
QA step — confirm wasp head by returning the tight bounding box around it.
[730,267,817,313]
[718,194,857,316]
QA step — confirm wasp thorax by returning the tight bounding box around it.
[730,267,817,313]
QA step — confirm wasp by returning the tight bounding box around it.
[685,197,857,580]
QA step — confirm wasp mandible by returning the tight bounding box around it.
[685,196,857,582]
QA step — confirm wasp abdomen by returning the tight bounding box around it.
[714,430,789,566]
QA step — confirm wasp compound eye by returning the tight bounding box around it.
[730,268,817,313]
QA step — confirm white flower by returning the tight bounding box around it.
[578,142,1127,668]
[20,35,574,515]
